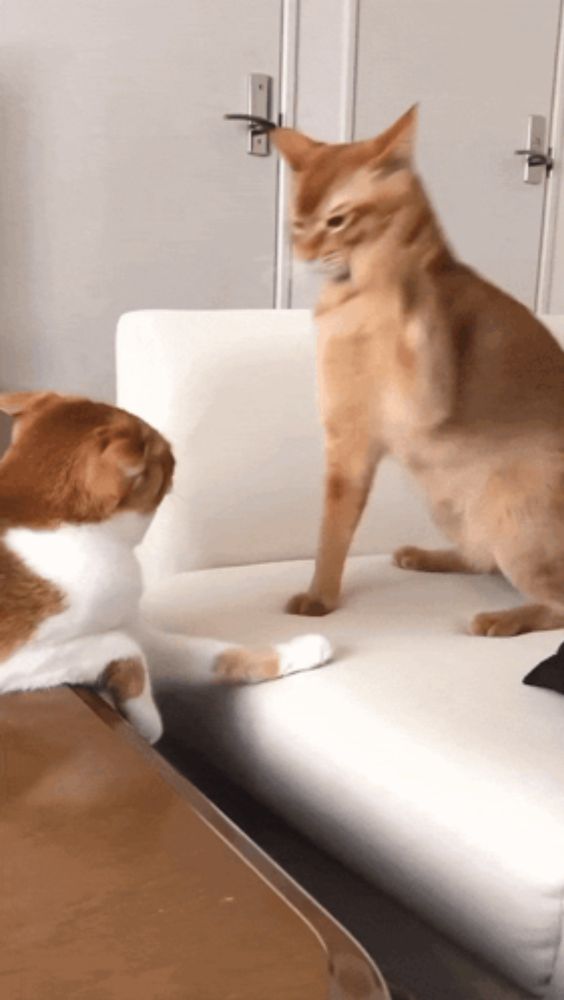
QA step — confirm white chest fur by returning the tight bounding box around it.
[4,512,151,644]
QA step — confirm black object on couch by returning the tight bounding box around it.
[524,642,564,695]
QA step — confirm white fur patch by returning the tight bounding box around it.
[275,634,333,677]
[122,690,163,744]
[1,511,153,696]
[4,512,151,645]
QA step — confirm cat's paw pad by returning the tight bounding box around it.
[470,610,526,637]
[393,546,426,570]
[277,634,333,676]
[285,592,335,616]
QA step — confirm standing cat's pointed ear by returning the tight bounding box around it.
[0,391,56,416]
[272,128,321,171]
[373,104,418,163]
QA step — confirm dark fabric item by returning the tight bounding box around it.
[523,641,564,694]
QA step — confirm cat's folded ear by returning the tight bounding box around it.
[81,425,147,516]
[372,104,418,164]
[93,426,146,478]
[0,391,57,416]
[83,423,173,518]
[271,128,322,170]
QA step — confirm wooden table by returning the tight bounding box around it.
[0,687,391,1000]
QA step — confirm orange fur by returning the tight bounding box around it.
[103,657,146,702]
[0,392,175,529]
[275,108,564,636]
[0,540,65,659]
[0,392,175,662]
[214,648,281,682]
[0,394,330,720]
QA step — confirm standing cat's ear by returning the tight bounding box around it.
[372,104,418,164]
[272,128,321,171]
[0,391,56,416]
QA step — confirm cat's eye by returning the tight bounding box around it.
[327,214,346,229]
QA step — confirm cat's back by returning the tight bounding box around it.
[434,262,564,426]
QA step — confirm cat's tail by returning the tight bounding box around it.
[134,619,333,686]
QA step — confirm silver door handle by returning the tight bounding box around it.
[515,116,553,183]
[224,74,274,155]
[514,148,554,170]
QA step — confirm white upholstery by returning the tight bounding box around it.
[142,557,564,997]
[117,310,564,998]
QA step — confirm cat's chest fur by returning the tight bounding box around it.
[4,511,148,643]
[317,284,417,442]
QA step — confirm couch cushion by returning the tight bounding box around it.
[143,556,564,997]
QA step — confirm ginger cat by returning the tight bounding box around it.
[273,106,564,637]
[0,392,331,741]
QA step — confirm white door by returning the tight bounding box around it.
[353,0,561,308]
[0,0,281,398]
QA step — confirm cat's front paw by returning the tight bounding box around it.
[393,545,426,570]
[214,634,333,685]
[277,634,333,676]
[286,592,336,617]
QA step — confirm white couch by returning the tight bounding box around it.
[117,309,564,1000]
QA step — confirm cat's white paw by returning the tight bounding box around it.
[276,633,333,677]
[123,696,163,744]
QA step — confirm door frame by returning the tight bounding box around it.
[537,0,564,313]
[274,0,360,308]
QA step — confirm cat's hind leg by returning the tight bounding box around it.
[471,603,564,637]
[470,541,564,637]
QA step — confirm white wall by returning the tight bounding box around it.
[2,0,564,406]
[0,0,280,401]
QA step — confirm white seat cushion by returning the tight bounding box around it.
[144,556,564,997]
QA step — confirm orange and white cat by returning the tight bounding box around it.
[273,107,564,637]
[0,392,331,741]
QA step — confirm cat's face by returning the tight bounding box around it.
[273,106,417,278]
[0,392,175,522]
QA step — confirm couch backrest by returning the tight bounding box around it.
[116,309,564,584]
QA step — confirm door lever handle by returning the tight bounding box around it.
[224,113,277,133]
[224,74,273,155]
[514,117,553,183]
[514,148,554,170]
